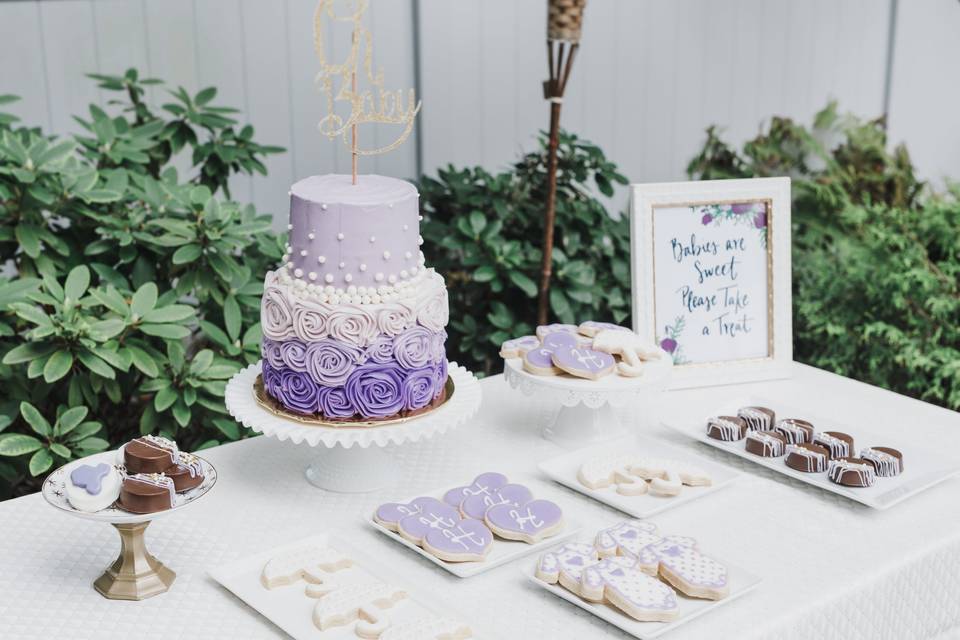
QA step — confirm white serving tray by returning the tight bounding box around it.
[368,482,582,578]
[209,534,478,640]
[538,435,740,518]
[663,395,960,510]
[522,535,761,639]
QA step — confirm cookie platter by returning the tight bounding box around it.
[209,534,480,640]
[522,520,761,640]
[663,396,960,510]
[538,435,740,519]
[368,472,582,578]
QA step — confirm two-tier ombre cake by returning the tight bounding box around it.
[259,174,449,421]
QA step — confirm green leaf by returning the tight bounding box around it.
[140,323,191,339]
[43,350,74,383]
[66,421,102,443]
[172,244,202,264]
[15,224,42,258]
[56,406,88,436]
[2,342,55,365]
[213,418,240,440]
[127,345,160,377]
[63,265,91,301]
[224,294,241,340]
[172,400,191,427]
[77,350,116,379]
[142,304,194,323]
[90,286,130,315]
[508,271,537,297]
[29,448,53,475]
[469,211,487,234]
[0,433,44,456]
[195,86,217,105]
[88,318,126,341]
[49,443,71,459]
[154,386,178,411]
[74,437,110,454]
[189,349,214,375]
[473,266,496,283]
[19,402,52,437]
[131,282,158,316]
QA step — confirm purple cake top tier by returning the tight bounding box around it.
[286,174,422,290]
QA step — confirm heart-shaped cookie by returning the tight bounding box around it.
[485,498,563,543]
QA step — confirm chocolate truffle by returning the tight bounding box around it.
[706,416,747,441]
[118,473,176,514]
[774,418,814,444]
[737,406,775,432]
[745,430,787,457]
[827,457,876,487]
[164,451,205,493]
[813,431,854,460]
[124,435,179,474]
[859,446,903,477]
[785,443,829,473]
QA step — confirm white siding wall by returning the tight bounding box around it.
[1,0,957,223]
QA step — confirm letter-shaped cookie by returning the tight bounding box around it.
[630,458,713,496]
[638,536,729,600]
[577,455,648,495]
[260,545,352,590]
[535,542,599,593]
[591,329,662,377]
[580,556,679,622]
[307,581,407,637]
[594,520,662,573]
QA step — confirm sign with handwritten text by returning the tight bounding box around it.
[652,201,771,365]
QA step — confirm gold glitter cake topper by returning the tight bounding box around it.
[313,0,421,184]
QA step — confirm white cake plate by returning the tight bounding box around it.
[224,361,482,493]
[503,352,672,448]
[42,450,217,600]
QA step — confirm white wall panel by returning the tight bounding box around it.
[0,2,52,131]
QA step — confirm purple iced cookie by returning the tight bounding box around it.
[442,472,509,507]
[499,335,541,358]
[551,346,616,379]
[459,483,535,520]
[542,331,578,350]
[485,498,564,543]
[396,500,462,545]
[375,496,448,531]
[70,463,111,495]
[523,346,560,375]
[422,518,494,562]
[536,323,579,340]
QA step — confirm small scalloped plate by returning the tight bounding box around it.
[41,449,217,525]
[368,479,582,578]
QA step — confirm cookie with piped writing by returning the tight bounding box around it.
[737,406,775,432]
[744,430,786,457]
[774,418,814,444]
[523,346,560,376]
[813,431,855,460]
[706,416,747,441]
[499,335,540,359]
[551,346,616,380]
[859,446,903,477]
[784,443,829,473]
[827,456,876,487]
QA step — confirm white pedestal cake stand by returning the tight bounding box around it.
[503,352,673,448]
[224,361,482,493]
[42,450,217,600]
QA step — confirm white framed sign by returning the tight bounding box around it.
[630,177,792,387]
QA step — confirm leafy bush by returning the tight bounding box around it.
[420,131,630,375]
[0,69,284,498]
[688,103,960,410]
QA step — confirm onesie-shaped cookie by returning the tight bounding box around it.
[637,536,729,600]
[580,556,679,622]
[535,542,599,593]
[591,329,662,377]
[594,520,662,572]
[260,545,353,590]
[306,580,407,637]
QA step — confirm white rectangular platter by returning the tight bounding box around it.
[522,537,761,639]
[209,534,477,640]
[663,395,960,510]
[368,483,581,578]
[538,435,740,518]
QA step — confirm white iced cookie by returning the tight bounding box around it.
[630,458,713,496]
[381,617,472,640]
[577,320,631,338]
[260,545,353,589]
[66,462,122,512]
[577,455,648,496]
[308,581,407,637]
[591,329,662,377]
[499,335,540,359]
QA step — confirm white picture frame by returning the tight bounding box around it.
[630,177,792,388]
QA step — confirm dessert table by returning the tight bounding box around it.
[2,363,960,640]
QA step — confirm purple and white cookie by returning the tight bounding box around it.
[485,498,564,543]
[522,346,560,376]
[442,472,509,507]
[638,535,729,600]
[395,499,493,562]
[535,323,579,340]
[499,335,540,359]
[551,346,616,379]
[374,496,449,532]
[578,320,631,337]
[542,331,579,351]
[66,462,122,512]
[580,556,679,622]
[459,483,534,520]
[535,542,599,593]
[594,520,662,567]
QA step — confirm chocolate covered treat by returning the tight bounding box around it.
[124,435,179,474]
[706,416,747,442]
[813,431,854,460]
[774,419,814,444]
[164,451,205,493]
[785,443,829,473]
[859,447,903,477]
[737,406,775,432]
[827,457,876,487]
[745,430,786,457]
[118,473,176,514]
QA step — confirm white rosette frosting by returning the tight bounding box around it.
[261,283,296,340]
[325,305,379,347]
[376,301,414,337]
[416,286,449,332]
[292,298,329,342]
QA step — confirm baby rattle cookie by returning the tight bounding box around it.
[523,346,561,376]
[499,335,540,359]
[591,329,662,377]
[551,346,616,380]
[260,544,352,589]
[577,454,648,495]
[66,462,122,512]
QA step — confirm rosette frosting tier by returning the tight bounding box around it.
[260,174,449,421]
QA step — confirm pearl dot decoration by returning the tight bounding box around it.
[375,273,384,282]
[308,272,317,281]
[403,224,409,231]
[294,268,303,278]
[359,263,367,272]
[300,249,308,257]
[337,232,344,240]
[383,250,391,260]
[405,251,412,259]
[287,224,293,230]
[388,274,397,284]
[324,273,334,283]
[318,255,326,264]
[308,232,315,240]
[400,269,409,279]
[321,203,328,210]
[369,236,376,243]
[338,261,345,269]
[286,262,295,270]
[345,273,353,283]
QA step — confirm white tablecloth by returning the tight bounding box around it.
[2,363,960,640]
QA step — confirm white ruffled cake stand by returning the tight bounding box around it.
[503,351,673,448]
[225,361,482,493]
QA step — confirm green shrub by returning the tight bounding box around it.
[688,103,960,410]
[420,131,631,375]
[0,69,284,498]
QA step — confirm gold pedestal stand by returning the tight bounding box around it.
[93,521,176,600]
